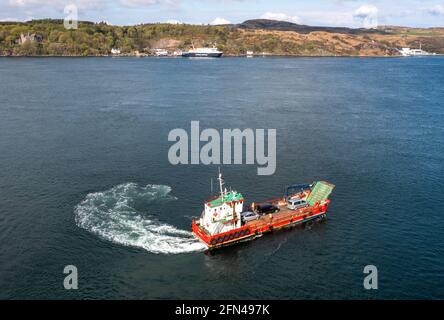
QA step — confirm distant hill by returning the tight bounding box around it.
[1,18,444,56]
[237,19,384,35]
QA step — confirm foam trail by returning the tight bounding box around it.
[74,183,206,254]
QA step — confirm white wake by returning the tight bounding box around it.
[74,183,206,254]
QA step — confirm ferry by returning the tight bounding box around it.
[192,171,335,250]
[182,46,223,58]
[399,45,436,56]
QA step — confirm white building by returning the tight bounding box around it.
[153,48,169,56]
[111,48,121,55]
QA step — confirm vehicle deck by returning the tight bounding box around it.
[246,196,315,230]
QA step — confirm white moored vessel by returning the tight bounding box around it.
[181,46,223,58]
[399,45,436,57]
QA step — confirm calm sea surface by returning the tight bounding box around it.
[0,57,443,299]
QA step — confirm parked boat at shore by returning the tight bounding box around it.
[399,44,436,56]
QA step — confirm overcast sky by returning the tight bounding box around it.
[1,0,444,28]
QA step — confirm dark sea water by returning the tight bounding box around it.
[0,57,443,299]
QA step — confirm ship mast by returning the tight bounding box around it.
[218,167,225,198]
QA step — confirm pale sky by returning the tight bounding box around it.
[1,0,444,28]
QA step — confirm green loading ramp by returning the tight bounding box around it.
[306,181,335,206]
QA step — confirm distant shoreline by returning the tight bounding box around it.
[2,19,444,58]
[1,54,443,58]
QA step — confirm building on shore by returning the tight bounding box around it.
[18,33,43,45]
[153,48,169,56]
